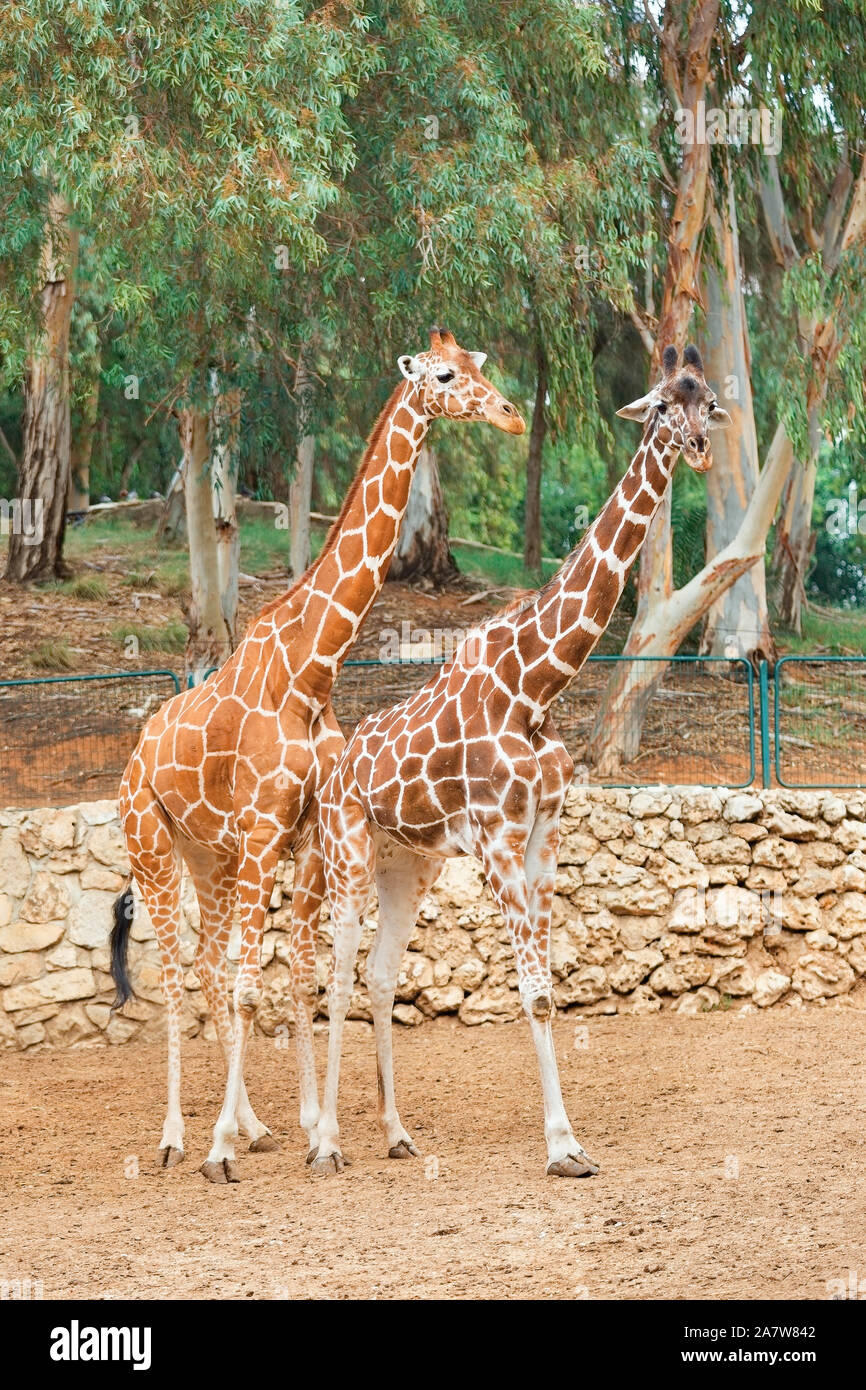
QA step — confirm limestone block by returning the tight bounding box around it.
[553,965,609,1007]
[4,966,95,1011]
[723,793,763,822]
[711,959,756,997]
[824,892,866,941]
[836,820,866,853]
[19,872,70,925]
[88,821,129,868]
[0,953,43,987]
[752,837,801,871]
[0,831,29,897]
[793,952,856,1001]
[67,890,115,948]
[752,968,791,1008]
[649,956,712,996]
[607,949,664,994]
[415,984,464,1017]
[622,984,662,1015]
[392,1003,424,1027]
[459,984,522,1025]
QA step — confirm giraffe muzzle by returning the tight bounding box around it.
[486,398,526,435]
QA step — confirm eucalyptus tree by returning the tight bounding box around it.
[587,0,798,771]
[749,0,866,634]
[0,0,371,637]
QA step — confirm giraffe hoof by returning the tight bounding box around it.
[388,1140,419,1159]
[305,1146,318,1165]
[249,1134,281,1154]
[308,1151,346,1178]
[199,1158,241,1184]
[546,1152,599,1178]
[159,1145,184,1168]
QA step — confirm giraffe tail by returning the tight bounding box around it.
[109,885,135,1010]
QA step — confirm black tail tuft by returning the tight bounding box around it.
[110,887,135,1011]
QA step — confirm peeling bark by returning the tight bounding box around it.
[699,175,774,663]
[67,368,100,516]
[181,407,233,678]
[210,379,240,648]
[4,200,79,583]
[289,353,315,580]
[523,341,548,579]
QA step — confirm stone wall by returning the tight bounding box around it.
[2,787,866,1049]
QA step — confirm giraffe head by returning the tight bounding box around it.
[397,328,525,434]
[615,344,731,472]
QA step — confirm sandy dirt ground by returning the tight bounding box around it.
[1,1010,863,1301]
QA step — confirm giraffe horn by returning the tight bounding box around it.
[428,326,443,348]
[438,329,457,347]
[662,345,679,375]
[683,343,704,373]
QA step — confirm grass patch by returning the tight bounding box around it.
[121,569,158,589]
[110,621,187,654]
[56,574,110,600]
[450,542,559,591]
[32,639,76,671]
[782,605,866,656]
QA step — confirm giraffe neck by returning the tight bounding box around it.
[261,381,429,706]
[491,429,680,715]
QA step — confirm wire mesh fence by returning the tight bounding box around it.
[774,656,866,789]
[0,671,180,809]
[1,655,864,810]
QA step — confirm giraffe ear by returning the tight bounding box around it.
[469,351,487,369]
[615,391,658,422]
[708,403,732,429]
[397,354,422,380]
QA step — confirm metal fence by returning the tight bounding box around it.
[0,655,863,809]
[0,671,180,809]
[773,656,866,789]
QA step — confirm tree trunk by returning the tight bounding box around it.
[760,150,866,633]
[626,0,720,638]
[4,201,79,582]
[210,377,240,647]
[158,467,187,543]
[289,352,315,578]
[523,341,548,580]
[588,423,793,774]
[181,407,233,678]
[590,0,721,762]
[67,368,100,517]
[388,444,458,586]
[699,177,774,664]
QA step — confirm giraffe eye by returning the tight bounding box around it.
[436,370,455,384]
[657,402,667,414]
[708,401,716,412]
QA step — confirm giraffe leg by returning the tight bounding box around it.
[369,840,442,1157]
[182,843,276,1151]
[287,827,326,1159]
[124,793,186,1168]
[309,784,374,1177]
[479,823,598,1177]
[201,832,280,1184]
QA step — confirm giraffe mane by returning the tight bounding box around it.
[248,383,407,631]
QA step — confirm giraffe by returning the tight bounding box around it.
[110,329,525,1183]
[314,344,731,1177]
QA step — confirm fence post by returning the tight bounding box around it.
[758,659,771,789]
